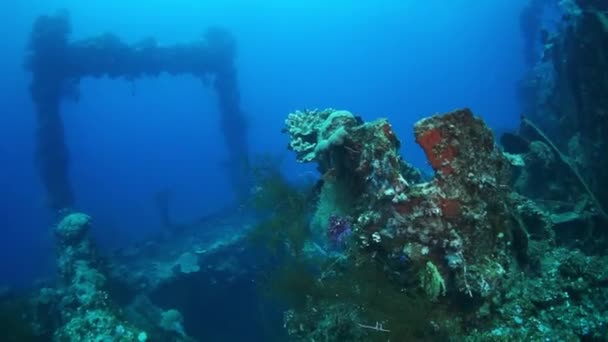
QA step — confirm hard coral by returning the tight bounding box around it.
[284,109,358,163]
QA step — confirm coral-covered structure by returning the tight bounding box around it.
[519,0,608,220]
[5,208,269,341]
[406,110,513,297]
[282,108,608,340]
[285,108,513,298]
[25,12,250,211]
[53,213,146,341]
[285,109,416,236]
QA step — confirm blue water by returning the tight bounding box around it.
[0,0,526,287]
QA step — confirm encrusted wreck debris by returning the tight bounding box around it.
[519,0,608,222]
[15,210,268,341]
[25,12,250,211]
[52,213,148,341]
[279,107,608,340]
[285,108,514,299]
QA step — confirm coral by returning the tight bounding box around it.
[392,109,513,298]
[285,109,358,163]
[53,213,146,341]
[278,107,608,340]
[419,261,446,301]
[159,309,186,336]
[56,212,91,243]
[175,252,200,274]
[285,108,409,222]
[466,245,608,341]
[9,202,270,341]
[284,108,514,299]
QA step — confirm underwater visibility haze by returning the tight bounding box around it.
[1,0,608,341]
